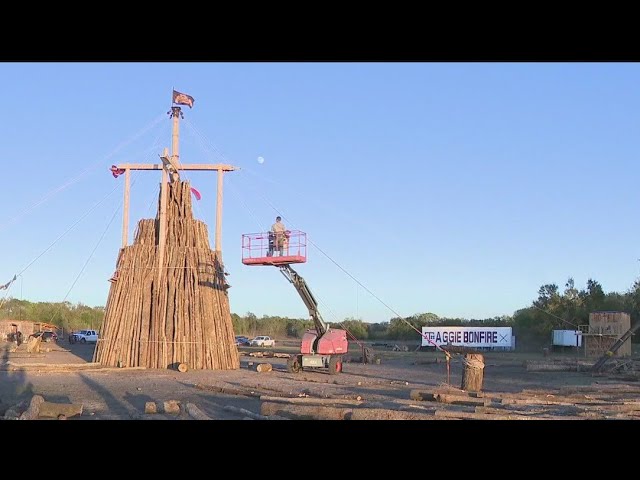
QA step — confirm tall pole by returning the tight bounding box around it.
[216,168,223,252]
[169,106,181,182]
[122,168,130,248]
[158,107,181,280]
[158,150,169,283]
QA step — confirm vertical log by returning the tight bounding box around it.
[461,354,485,392]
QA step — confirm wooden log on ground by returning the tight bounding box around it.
[223,405,270,420]
[461,353,484,392]
[409,390,436,401]
[349,408,437,420]
[18,395,45,420]
[499,397,584,407]
[560,385,640,395]
[177,363,188,372]
[260,402,352,420]
[259,395,364,406]
[38,402,83,419]
[475,405,556,416]
[397,404,438,413]
[2,361,102,370]
[145,402,158,414]
[434,409,541,420]
[524,360,594,372]
[435,394,486,406]
[195,383,261,397]
[255,363,272,373]
[162,400,181,414]
[185,403,212,420]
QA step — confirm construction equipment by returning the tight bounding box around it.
[241,231,348,374]
[278,264,348,374]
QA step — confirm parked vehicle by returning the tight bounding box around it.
[71,329,99,344]
[235,336,251,346]
[250,336,275,347]
[30,331,58,343]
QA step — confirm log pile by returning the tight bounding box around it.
[95,181,240,370]
[403,383,640,419]
[250,382,640,420]
[2,395,83,420]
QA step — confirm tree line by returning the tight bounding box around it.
[1,277,638,346]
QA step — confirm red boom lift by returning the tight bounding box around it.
[242,230,348,374]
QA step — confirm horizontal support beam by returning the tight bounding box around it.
[117,163,238,172]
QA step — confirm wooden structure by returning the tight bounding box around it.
[461,353,484,392]
[94,98,239,370]
[0,320,36,340]
[581,311,632,358]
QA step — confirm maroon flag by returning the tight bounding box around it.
[110,165,125,178]
[173,90,195,108]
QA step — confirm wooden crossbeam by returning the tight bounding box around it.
[117,163,237,171]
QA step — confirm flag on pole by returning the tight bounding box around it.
[173,90,195,108]
[0,274,17,290]
[110,165,125,178]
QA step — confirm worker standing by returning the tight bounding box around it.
[271,216,286,256]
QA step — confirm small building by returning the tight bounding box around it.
[0,319,37,341]
[581,311,632,358]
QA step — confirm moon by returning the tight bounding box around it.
[257,156,265,164]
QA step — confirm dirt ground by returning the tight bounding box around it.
[1,338,638,420]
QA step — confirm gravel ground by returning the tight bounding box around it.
[0,339,611,420]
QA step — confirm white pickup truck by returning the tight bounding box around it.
[71,329,99,344]
[250,336,275,347]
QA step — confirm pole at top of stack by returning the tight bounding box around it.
[116,91,239,256]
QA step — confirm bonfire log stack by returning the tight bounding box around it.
[95,180,240,370]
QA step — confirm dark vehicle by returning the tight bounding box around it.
[234,336,251,346]
[30,331,58,343]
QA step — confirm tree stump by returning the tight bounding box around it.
[256,363,272,373]
[26,336,41,354]
[162,400,181,414]
[461,353,484,392]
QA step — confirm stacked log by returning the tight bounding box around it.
[95,181,240,370]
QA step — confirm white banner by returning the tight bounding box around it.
[421,326,512,348]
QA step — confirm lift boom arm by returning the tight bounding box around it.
[278,264,327,336]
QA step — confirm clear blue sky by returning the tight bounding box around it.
[0,62,638,324]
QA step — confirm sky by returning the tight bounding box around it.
[0,62,638,324]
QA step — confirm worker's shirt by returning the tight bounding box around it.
[271,222,286,234]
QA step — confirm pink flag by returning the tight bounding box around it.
[190,187,201,201]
